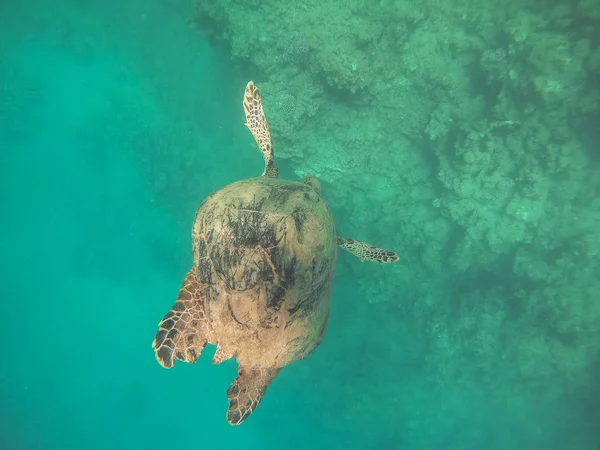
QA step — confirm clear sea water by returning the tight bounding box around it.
[1,1,598,449]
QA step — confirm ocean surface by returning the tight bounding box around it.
[1,1,598,449]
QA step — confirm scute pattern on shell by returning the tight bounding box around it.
[191,176,337,369]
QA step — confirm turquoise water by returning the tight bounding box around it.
[1,0,599,449]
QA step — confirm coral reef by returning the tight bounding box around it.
[173,0,599,445]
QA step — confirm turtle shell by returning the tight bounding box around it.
[191,176,337,368]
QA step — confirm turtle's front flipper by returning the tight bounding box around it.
[226,366,281,425]
[243,81,278,178]
[337,236,399,263]
[152,268,210,368]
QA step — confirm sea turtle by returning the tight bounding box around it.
[152,81,398,425]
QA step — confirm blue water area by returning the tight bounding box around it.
[1,1,599,450]
[0,2,259,449]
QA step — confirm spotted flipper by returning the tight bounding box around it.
[212,345,233,365]
[226,366,281,425]
[243,81,278,178]
[152,268,210,368]
[337,236,399,263]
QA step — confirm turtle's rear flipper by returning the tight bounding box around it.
[152,268,209,368]
[226,366,281,425]
[242,81,278,179]
[337,236,399,263]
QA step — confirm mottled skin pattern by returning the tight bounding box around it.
[226,366,281,425]
[243,82,278,178]
[337,237,399,263]
[152,269,209,368]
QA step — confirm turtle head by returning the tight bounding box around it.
[300,174,322,195]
